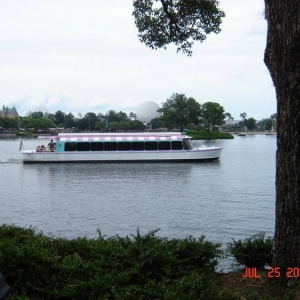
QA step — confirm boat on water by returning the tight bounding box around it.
[21,132,222,163]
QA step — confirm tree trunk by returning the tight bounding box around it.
[264,0,300,285]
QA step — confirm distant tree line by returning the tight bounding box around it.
[0,94,276,132]
[0,110,145,132]
[223,112,277,132]
[155,93,226,132]
[155,94,276,132]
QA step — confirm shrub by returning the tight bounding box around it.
[0,225,233,299]
[226,232,274,269]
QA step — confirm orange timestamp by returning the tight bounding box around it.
[268,267,300,278]
[242,267,300,278]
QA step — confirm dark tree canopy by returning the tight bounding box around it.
[0,117,19,129]
[105,110,129,123]
[201,101,225,130]
[64,113,75,129]
[29,111,44,119]
[244,117,256,131]
[132,0,225,56]
[159,93,202,132]
[54,110,66,126]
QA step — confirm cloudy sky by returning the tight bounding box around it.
[0,0,275,120]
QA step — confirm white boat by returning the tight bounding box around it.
[22,132,222,163]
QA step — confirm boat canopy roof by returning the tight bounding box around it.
[37,135,58,139]
[55,132,191,142]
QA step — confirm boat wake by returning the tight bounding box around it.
[0,158,22,164]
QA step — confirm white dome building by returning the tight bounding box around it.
[135,101,161,123]
[25,106,49,117]
[35,106,49,115]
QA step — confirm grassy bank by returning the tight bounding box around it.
[0,225,298,299]
[186,131,234,140]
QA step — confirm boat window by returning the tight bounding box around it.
[91,142,104,151]
[183,139,190,150]
[131,142,144,151]
[145,141,157,151]
[172,141,183,150]
[77,142,90,151]
[65,142,77,151]
[104,142,117,151]
[158,141,171,150]
[118,142,131,151]
[183,139,193,150]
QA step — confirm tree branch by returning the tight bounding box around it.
[159,0,180,38]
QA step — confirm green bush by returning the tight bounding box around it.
[0,225,239,299]
[226,232,274,269]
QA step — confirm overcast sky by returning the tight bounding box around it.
[0,0,275,120]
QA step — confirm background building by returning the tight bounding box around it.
[1,105,19,119]
[135,101,161,123]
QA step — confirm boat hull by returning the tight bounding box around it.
[22,148,222,163]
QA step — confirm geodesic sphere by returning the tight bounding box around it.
[135,101,161,123]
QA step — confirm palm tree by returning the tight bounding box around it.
[230,116,234,130]
[240,112,247,132]
[225,112,232,130]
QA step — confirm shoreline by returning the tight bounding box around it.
[232,131,276,136]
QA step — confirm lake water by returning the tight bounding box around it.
[0,135,276,271]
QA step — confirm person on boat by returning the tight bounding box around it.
[48,140,55,152]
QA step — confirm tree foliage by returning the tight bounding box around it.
[159,93,202,132]
[132,0,225,56]
[257,114,276,131]
[29,111,44,119]
[105,110,129,123]
[258,118,272,131]
[0,117,19,129]
[201,102,225,130]
[240,112,247,121]
[129,112,137,120]
[64,113,76,129]
[244,117,256,131]
[151,117,166,129]
[224,112,232,121]
[20,117,57,130]
[54,110,66,126]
